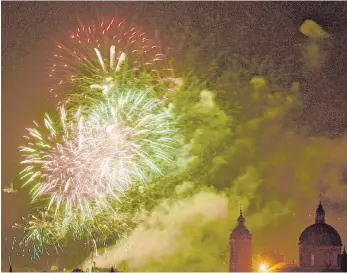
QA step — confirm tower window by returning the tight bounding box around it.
[311,254,315,266]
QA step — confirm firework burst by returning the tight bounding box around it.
[49,18,174,100]
[19,88,176,219]
[12,208,132,260]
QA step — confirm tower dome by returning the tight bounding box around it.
[298,201,342,271]
[299,223,342,247]
[299,202,342,247]
[231,210,252,238]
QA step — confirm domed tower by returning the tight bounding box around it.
[229,210,252,272]
[298,201,342,272]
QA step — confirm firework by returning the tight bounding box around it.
[19,88,176,219]
[13,206,137,260]
[15,17,180,257]
[49,18,174,100]
[12,211,64,259]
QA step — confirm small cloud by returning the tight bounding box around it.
[299,20,329,39]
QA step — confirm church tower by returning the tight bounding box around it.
[229,210,252,272]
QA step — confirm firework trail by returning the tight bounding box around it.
[19,88,176,219]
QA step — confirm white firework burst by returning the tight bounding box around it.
[19,88,176,219]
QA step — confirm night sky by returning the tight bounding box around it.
[2,1,347,271]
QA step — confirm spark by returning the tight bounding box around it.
[116,52,126,73]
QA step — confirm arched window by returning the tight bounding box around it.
[311,253,315,266]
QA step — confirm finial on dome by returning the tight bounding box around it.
[315,200,325,224]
